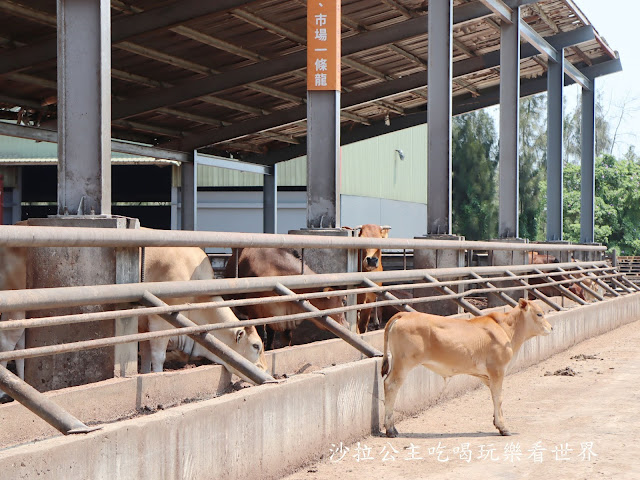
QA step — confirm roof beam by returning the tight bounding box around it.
[564,62,592,90]
[519,21,594,89]
[478,0,513,24]
[162,28,592,151]
[111,0,539,120]
[240,57,623,166]
[0,0,258,75]
[519,20,560,63]
[194,152,270,175]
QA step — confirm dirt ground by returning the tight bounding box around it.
[284,319,640,480]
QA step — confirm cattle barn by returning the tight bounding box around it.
[0,1,633,480]
[0,0,620,240]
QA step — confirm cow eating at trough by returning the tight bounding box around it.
[351,224,391,333]
[381,298,552,437]
[224,247,348,350]
[139,246,267,378]
[527,252,587,301]
[0,238,267,385]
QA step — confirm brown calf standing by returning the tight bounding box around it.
[381,298,552,437]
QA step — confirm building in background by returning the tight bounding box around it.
[1,124,428,239]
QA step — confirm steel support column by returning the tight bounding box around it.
[546,56,564,241]
[263,164,277,233]
[56,0,111,215]
[307,91,341,228]
[181,157,197,230]
[580,82,596,244]
[427,0,453,235]
[498,7,521,238]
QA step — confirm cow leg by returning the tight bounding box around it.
[357,307,372,334]
[266,326,275,350]
[282,329,293,347]
[148,337,170,373]
[488,373,510,435]
[15,328,25,380]
[383,365,409,438]
[371,305,380,330]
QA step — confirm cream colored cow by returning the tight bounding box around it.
[0,240,266,388]
[139,246,267,377]
[381,298,553,437]
[0,246,27,393]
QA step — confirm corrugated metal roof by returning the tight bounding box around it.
[0,0,620,165]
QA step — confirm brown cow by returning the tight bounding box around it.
[381,298,552,437]
[224,248,348,350]
[353,224,391,333]
[527,252,586,301]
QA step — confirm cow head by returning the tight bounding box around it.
[355,224,391,272]
[233,325,268,371]
[518,298,553,337]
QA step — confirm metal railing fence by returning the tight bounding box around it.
[0,226,627,438]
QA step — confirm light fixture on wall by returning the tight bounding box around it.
[384,114,390,126]
[395,149,405,160]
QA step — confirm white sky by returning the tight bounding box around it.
[566,0,639,157]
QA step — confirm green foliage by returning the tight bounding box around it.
[563,92,613,164]
[518,95,547,241]
[563,154,640,254]
[451,110,498,240]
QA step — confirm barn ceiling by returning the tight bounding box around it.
[0,0,620,165]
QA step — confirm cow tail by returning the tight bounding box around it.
[381,313,401,378]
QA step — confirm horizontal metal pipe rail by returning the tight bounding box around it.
[0,225,606,252]
[0,261,610,313]
[0,269,622,332]
[0,272,632,364]
[0,266,629,364]
[0,264,614,328]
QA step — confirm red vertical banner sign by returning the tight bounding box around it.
[307,0,341,91]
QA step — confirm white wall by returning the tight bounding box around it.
[175,190,428,250]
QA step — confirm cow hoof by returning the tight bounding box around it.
[499,428,511,436]
[385,427,398,438]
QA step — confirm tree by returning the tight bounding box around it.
[518,94,547,241]
[562,89,614,164]
[563,154,640,254]
[452,110,498,240]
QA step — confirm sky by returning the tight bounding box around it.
[565,0,639,158]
